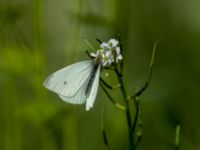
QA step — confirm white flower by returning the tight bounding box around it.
[90,52,97,58]
[100,39,123,63]
[100,39,119,50]
[109,39,119,47]
[90,49,113,67]
[115,47,123,62]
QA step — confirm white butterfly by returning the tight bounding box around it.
[43,60,101,111]
[43,38,122,111]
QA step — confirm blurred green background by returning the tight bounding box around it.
[1,0,200,150]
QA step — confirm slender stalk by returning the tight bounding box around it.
[101,106,109,147]
[100,77,121,90]
[175,124,181,150]
[83,38,96,51]
[132,97,142,149]
[100,83,126,110]
[115,68,134,150]
[113,36,134,149]
[132,97,139,133]
[132,41,157,135]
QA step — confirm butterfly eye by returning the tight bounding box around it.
[63,81,67,85]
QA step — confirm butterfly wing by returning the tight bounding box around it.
[86,65,101,110]
[58,77,90,104]
[43,60,94,99]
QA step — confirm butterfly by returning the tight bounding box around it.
[43,60,101,111]
[43,38,122,110]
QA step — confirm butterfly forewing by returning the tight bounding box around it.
[43,60,93,97]
[86,65,101,110]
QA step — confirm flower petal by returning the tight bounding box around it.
[117,54,123,60]
[100,43,109,49]
[109,39,118,47]
[90,52,97,58]
[116,47,121,55]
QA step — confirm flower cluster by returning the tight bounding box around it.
[90,39,123,67]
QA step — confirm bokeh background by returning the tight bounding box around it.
[1,0,200,150]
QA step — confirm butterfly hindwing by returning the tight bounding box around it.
[58,77,90,104]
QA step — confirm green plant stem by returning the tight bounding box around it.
[175,124,181,150]
[115,68,134,150]
[100,83,126,110]
[101,106,109,147]
[132,41,157,141]
[132,97,140,133]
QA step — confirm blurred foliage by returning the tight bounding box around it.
[0,0,200,150]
